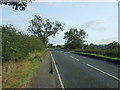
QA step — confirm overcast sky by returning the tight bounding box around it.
[0,1,118,45]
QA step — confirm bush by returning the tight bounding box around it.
[2,25,45,61]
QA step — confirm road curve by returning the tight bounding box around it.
[50,49,119,88]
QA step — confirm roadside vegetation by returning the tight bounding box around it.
[2,14,64,87]
[72,41,119,59]
[1,1,63,88]
[48,28,120,63]
[2,25,46,88]
[3,50,47,88]
[2,25,46,61]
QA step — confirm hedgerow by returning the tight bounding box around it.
[2,25,45,61]
[74,48,119,58]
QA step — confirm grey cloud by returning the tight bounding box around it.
[84,20,108,30]
[91,37,118,44]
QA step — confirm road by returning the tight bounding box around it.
[50,49,119,88]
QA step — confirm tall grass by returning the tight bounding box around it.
[2,50,47,88]
[2,24,47,88]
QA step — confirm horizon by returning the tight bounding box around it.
[49,42,119,46]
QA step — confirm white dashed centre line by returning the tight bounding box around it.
[70,55,119,81]
[70,56,79,61]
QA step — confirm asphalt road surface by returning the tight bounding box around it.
[50,49,119,88]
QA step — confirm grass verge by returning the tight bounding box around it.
[56,48,120,64]
[2,50,47,88]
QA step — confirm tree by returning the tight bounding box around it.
[0,0,33,10]
[108,41,119,49]
[64,28,87,49]
[89,43,95,49]
[56,45,61,48]
[83,44,88,50]
[28,15,64,46]
[0,2,27,10]
[47,44,53,48]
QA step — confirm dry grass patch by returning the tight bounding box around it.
[2,50,47,88]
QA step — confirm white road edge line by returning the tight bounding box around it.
[50,52,65,89]
[86,64,120,81]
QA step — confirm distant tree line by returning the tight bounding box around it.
[50,28,119,58]
[55,42,119,58]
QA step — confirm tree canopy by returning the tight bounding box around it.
[108,41,119,49]
[28,15,64,46]
[89,43,95,49]
[64,28,87,49]
[0,0,33,10]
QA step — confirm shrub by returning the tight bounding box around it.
[2,25,45,61]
